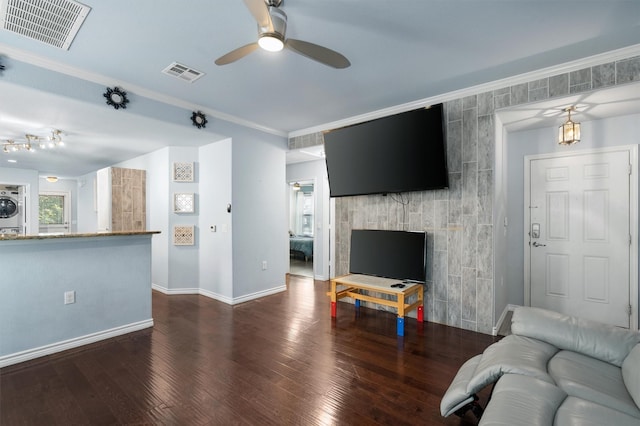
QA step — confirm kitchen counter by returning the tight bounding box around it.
[0,230,160,240]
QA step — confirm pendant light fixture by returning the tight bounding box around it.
[558,106,581,146]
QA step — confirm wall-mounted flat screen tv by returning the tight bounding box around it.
[323,104,448,198]
[349,229,427,283]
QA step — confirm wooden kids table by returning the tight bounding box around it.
[329,274,424,336]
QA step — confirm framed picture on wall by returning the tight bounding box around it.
[173,162,194,182]
[173,193,195,213]
[173,225,195,246]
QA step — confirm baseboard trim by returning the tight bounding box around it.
[231,285,287,305]
[153,283,287,306]
[199,288,233,305]
[0,319,154,368]
[152,283,199,295]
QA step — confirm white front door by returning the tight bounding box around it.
[528,149,631,327]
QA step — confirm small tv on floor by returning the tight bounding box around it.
[349,229,427,283]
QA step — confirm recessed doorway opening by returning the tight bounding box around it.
[289,180,314,278]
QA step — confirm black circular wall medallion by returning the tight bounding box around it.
[103,87,129,109]
[191,111,208,129]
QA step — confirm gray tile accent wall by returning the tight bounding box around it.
[288,54,640,335]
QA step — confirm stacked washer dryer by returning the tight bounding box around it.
[0,185,24,235]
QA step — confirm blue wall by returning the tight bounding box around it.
[0,235,153,366]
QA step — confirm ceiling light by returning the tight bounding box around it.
[46,176,59,183]
[2,130,65,154]
[558,106,581,146]
[258,34,284,52]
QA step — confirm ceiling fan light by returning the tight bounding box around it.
[259,34,284,52]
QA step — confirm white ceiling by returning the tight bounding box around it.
[1,0,640,177]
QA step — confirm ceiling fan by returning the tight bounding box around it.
[215,0,350,69]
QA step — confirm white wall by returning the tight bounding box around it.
[103,133,289,303]
[504,112,640,308]
[199,139,233,302]
[166,146,200,290]
[232,136,288,299]
[76,172,97,233]
[286,159,331,280]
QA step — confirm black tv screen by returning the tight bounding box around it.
[349,229,427,283]
[323,104,448,197]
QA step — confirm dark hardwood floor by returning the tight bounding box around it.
[1,275,497,425]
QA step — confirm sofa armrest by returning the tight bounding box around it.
[511,307,640,367]
[441,334,559,418]
[467,334,557,391]
[440,355,482,417]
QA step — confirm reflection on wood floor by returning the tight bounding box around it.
[1,275,496,425]
[289,257,313,277]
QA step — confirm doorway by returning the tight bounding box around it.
[289,180,314,278]
[524,146,638,328]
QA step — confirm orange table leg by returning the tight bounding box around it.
[417,305,424,322]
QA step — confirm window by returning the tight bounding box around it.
[39,191,70,233]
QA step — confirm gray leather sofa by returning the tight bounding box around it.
[440,306,640,425]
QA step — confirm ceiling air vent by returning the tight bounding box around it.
[162,62,205,83]
[0,0,91,50]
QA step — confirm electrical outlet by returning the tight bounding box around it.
[64,291,76,305]
[262,261,267,270]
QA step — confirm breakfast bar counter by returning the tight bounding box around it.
[0,231,160,368]
[0,230,160,240]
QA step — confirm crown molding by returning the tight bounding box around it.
[3,41,638,141]
[289,43,640,138]
[0,43,288,138]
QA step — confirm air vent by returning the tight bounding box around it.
[1,0,91,50]
[162,62,205,83]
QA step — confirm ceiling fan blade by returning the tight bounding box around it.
[243,0,272,30]
[215,43,259,65]
[286,39,350,69]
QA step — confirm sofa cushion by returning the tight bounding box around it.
[622,343,640,409]
[478,374,567,426]
[511,306,640,367]
[467,334,557,393]
[548,350,640,419]
[555,396,640,426]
